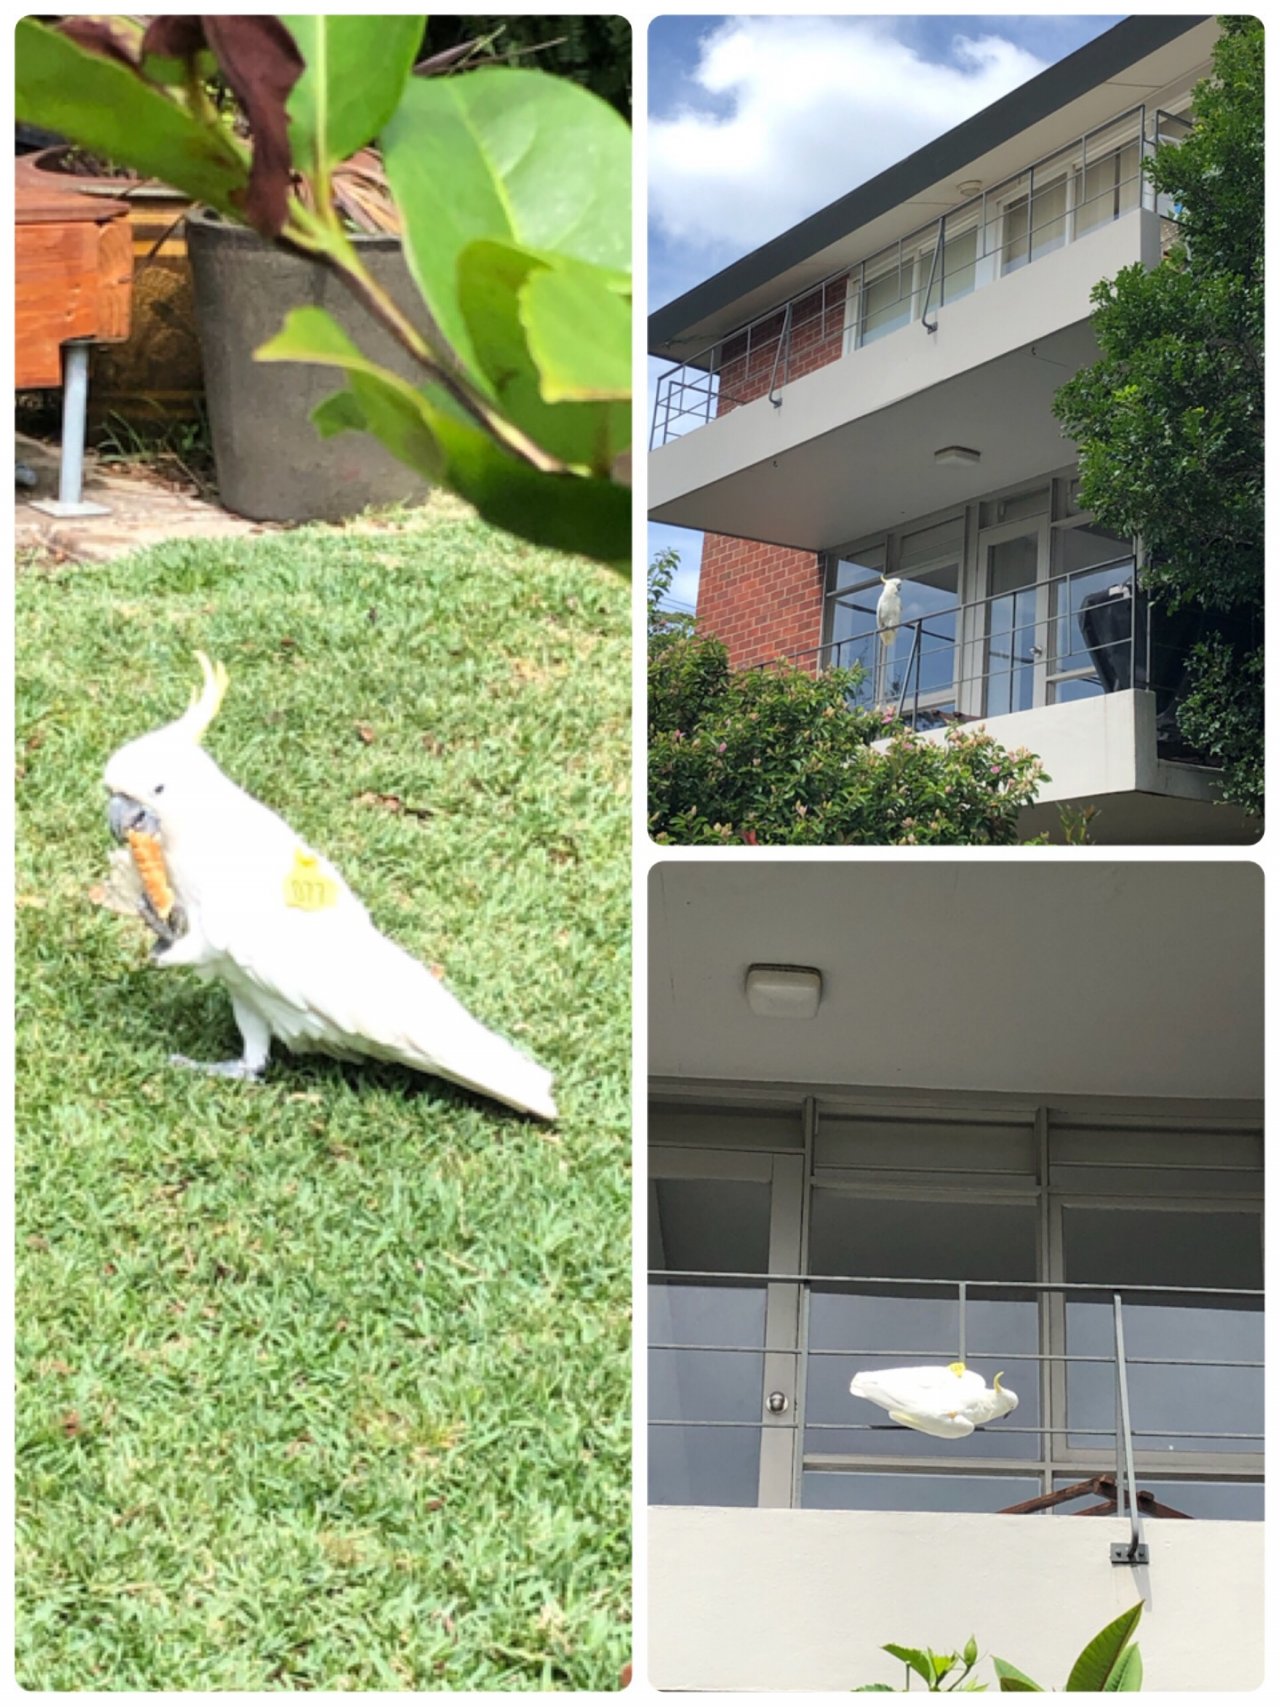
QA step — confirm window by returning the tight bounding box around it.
[823,524,962,721]
[648,1104,1263,1519]
[1049,522,1138,700]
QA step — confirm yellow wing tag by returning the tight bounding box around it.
[284,848,339,912]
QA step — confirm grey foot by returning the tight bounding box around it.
[169,1054,264,1082]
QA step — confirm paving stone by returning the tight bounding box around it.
[15,432,274,563]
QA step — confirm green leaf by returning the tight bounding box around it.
[1103,1646,1143,1692]
[1064,1604,1143,1692]
[520,264,631,403]
[991,1659,1043,1692]
[15,18,248,215]
[310,389,370,439]
[381,67,631,378]
[257,307,629,569]
[283,14,422,175]
[456,241,629,472]
[884,1645,938,1687]
[853,1686,897,1693]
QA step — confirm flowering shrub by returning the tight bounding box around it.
[649,632,1046,845]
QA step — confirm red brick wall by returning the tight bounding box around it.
[716,276,848,414]
[697,534,826,672]
[696,278,847,669]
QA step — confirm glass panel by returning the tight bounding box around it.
[1002,174,1066,271]
[862,253,912,344]
[1030,173,1068,259]
[985,533,1040,715]
[941,225,978,305]
[1077,140,1141,236]
[805,1193,1039,1460]
[828,545,886,596]
[649,1175,772,1505]
[1050,1476,1263,1522]
[1051,521,1134,693]
[650,1425,761,1507]
[804,1472,1042,1513]
[1062,1207,1263,1457]
[1001,183,1031,273]
[881,564,960,712]
[980,488,1048,528]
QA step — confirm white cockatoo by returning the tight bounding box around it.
[102,653,557,1120]
[875,575,903,649]
[849,1362,1018,1440]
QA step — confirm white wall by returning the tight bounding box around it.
[650,1506,1263,1692]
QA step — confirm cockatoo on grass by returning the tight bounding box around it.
[876,575,902,649]
[849,1362,1018,1440]
[102,653,557,1120]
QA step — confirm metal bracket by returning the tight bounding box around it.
[1111,1541,1150,1567]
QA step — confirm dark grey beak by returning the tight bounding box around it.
[107,794,159,843]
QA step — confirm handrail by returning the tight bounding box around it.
[650,1267,1263,1554]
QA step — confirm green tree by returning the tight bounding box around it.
[648,571,1046,846]
[1053,17,1262,815]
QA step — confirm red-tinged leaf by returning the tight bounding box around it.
[58,17,141,70]
[203,15,304,237]
[140,15,206,62]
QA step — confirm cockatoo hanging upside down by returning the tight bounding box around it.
[103,653,557,1120]
[849,1362,1018,1439]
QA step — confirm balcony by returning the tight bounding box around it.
[784,557,1245,841]
[649,1266,1262,1689]
[649,108,1190,551]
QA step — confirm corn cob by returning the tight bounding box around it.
[126,827,175,920]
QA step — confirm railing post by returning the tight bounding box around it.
[1111,1293,1150,1565]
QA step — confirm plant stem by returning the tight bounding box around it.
[281,203,565,474]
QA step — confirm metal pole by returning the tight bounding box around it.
[31,340,110,519]
[957,1280,967,1364]
[1111,1294,1149,1565]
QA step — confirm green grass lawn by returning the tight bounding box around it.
[15,500,631,1690]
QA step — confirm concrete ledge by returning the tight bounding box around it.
[650,1504,1263,1692]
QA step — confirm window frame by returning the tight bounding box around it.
[648,1095,1264,1514]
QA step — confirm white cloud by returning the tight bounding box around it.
[650,16,1048,264]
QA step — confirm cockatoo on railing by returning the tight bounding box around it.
[849,1362,1018,1439]
[876,574,902,649]
[102,653,558,1120]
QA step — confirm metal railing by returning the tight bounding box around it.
[649,1269,1263,1562]
[651,107,1192,448]
[749,556,1175,731]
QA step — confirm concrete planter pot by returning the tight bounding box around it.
[185,206,429,523]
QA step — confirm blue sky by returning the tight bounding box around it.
[647,14,1121,610]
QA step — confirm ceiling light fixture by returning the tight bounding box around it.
[745,964,823,1020]
[957,178,983,196]
[934,445,981,466]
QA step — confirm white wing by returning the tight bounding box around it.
[224,914,557,1118]
[167,801,556,1118]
